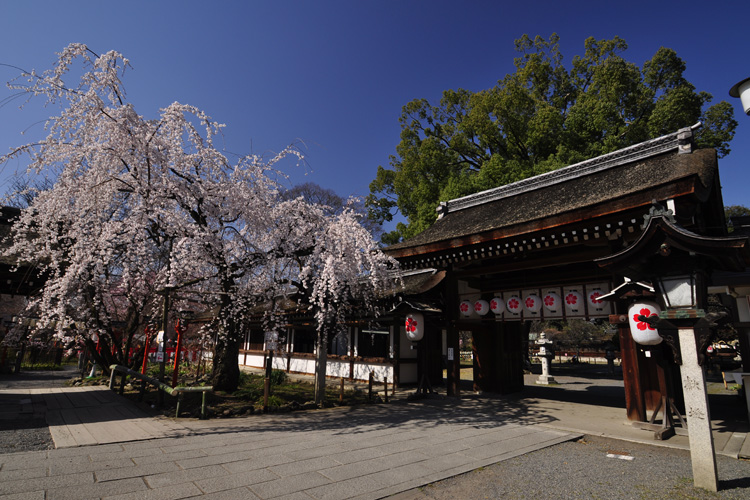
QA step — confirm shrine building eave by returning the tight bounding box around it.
[385,126,719,262]
[595,208,750,281]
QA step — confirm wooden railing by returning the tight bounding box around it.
[108,364,212,419]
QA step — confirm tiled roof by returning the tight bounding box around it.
[386,125,717,257]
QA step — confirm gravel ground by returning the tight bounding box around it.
[0,417,54,454]
[396,435,750,500]
[0,365,76,454]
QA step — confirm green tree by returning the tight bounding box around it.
[368,34,737,244]
[725,205,750,232]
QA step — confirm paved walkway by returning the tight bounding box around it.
[0,367,748,499]
[0,389,576,499]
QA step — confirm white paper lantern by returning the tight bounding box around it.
[506,295,522,314]
[587,288,607,312]
[524,294,542,313]
[543,292,561,313]
[490,296,505,315]
[474,299,490,316]
[627,301,662,345]
[564,291,584,313]
[459,300,473,317]
[405,312,424,342]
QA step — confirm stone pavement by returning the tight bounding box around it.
[0,393,577,499]
[1,366,749,499]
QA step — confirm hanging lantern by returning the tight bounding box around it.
[490,296,505,315]
[627,301,662,345]
[474,299,490,316]
[543,292,561,313]
[587,287,607,312]
[405,312,424,342]
[564,291,584,313]
[524,294,542,313]
[506,295,522,314]
[459,300,473,317]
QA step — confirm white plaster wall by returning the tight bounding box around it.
[271,356,288,371]
[287,356,315,375]
[352,362,393,382]
[326,359,350,378]
[238,353,266,369]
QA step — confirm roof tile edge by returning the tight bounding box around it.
[438,123,701,217]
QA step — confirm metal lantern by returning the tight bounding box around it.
[524,294,542,313]
[730,77,750,115]
[653,272,704,310]
[459,300,473,317]
[490,296,506,315]
[628,301,662,345]
[405,312,424,342]
[474,299,490,316]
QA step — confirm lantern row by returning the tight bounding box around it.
[458,284,612,321]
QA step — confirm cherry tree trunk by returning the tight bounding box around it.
[211,307,242,393]
[314,332,328,405]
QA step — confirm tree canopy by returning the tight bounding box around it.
[2,44,395,392]
[368,34,738,244]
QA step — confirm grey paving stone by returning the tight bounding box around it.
[0,450,49,471]
[48,443,125,458]
[45,477,147,500]
[0,491,45,500]
[102,481,203,500]
[145,464,229,489]
[329,445,393,465]
[48,456,136,475]
[0,465,48,481]
[185,486,261,499]
[268,456,341,477]
[96,460,181,482]
[132,447,208,466]
[0,471,93,495]
[249,471,331,499]
[318,449,430,482]
[175,449,258,469]
[220,454,296,474]
[304,473,383,500]
[195,468,279,493]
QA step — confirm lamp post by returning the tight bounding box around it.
[730,77,750,115]
[595,205,750,493]
[642,269,719,492]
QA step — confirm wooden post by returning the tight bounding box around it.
[445,266,460,397]
[368,371,373,400]
[171,320,186,388]
[263,377,270,412]
[339,377,344,404]
[384,376,389,403]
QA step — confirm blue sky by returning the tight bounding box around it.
[1,0,749,233]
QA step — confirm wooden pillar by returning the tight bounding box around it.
[445,266,460,397]
[392,316,400,388]
[497,322,524,394]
